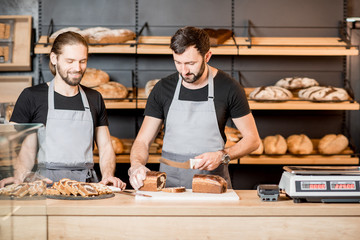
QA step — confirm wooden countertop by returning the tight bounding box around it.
[5,190,358,217]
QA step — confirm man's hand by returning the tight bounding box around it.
[128,164,150,190]
[100,176,126,190]
[0,177,21,188]
[193,151,223,171]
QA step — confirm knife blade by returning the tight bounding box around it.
[159,157,201,169]
[119,190,152,198]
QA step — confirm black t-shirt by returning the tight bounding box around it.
[10,83,109,130]
[144,70,251,141]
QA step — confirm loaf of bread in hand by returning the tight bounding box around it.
[249,86,293,100]
[286,134,313,154]
[139,171,167,191]
[275,77,319,90]
[264,135,287,154]
[192,174,227,194]
[318,134,349,154]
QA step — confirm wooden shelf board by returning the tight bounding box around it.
[35,36,358,56]
[248,100,360,110]
[0,15,32,71]
[240,155,359,165]
[103,88,359,110]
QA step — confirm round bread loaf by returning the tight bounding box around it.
[250,140,264,155]
[49,27,81,42]
[298,86,350,101]
[81,68,110,88]
[249,86,293,100]
[286,134,313,154]
[94,82,128,99]
[263,135,287,154]
[145,79,160,97]
[275,77,319,90]
[110,136,124,154]
[318,134,349,154]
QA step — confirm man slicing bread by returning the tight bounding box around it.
[129,26,261,190]
[0,32,126,189]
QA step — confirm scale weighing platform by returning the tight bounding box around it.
[279,166,360,203]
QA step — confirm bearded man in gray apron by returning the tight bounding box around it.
[0,32,125,189]
[129,27,261,190]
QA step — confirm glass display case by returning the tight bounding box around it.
[0,123,47,240]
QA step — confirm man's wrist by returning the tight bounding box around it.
[219,149,231,165]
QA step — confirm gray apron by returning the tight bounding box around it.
[36,80,98,183]
[160,67,232,189]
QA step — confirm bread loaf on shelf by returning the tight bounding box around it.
[249,86,293,101]
[94,82,128,99]
[192,174,227,194]
[87,28,135,44]
[139,171,167,191]
[298,86,350,101]
[263,135,287,154]
[145,79,160,97]
[81,68,110,88]
[275,77,319,90]
[318,134,349,154]
[203,28,233,45]
[49,27,82,42]
[286,134,313,154]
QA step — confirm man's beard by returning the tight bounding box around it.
[56,64,84,86]
[180,60,206,84]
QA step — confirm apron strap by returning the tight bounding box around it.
[38,162,94,170]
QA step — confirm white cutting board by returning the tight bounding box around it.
[135,189,239,201]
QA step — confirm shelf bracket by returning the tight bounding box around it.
[136,22,149,42]
[45,19,54,47]
[338,21,351,49]
[244,20,252,48]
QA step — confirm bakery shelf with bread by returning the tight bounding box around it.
[241,134,359,165]
[0,15,32,71]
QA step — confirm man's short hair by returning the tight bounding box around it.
[49,31,88,75]
[170,26,210,57]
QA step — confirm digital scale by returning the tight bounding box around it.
[279,166,360,203]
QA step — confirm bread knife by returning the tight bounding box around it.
[159,157,201,169]
[119,190,152,198]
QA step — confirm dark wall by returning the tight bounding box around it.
[1,0,360,189]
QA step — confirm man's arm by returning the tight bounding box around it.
[129,116,163,189]
[0,132,38,187]
[195,113,261,171]
[95,126,125,189]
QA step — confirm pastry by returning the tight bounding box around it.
[249,86,293,101]
[81,68,110,88]
[78,183,99,197]
[9,183,30,198]
[145,79,160,97]
[161,187,186,193]
[64,180,80,196]
[203,28,233,45]
[298,86,350,101]
[318,134,349,154]
[91,183,113,195]
[275,77,319,90]
[139,171,167,191]
[286,134,313,154]
[192,174,227,194]
[263,135,287,154]
[94,82,128,99]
